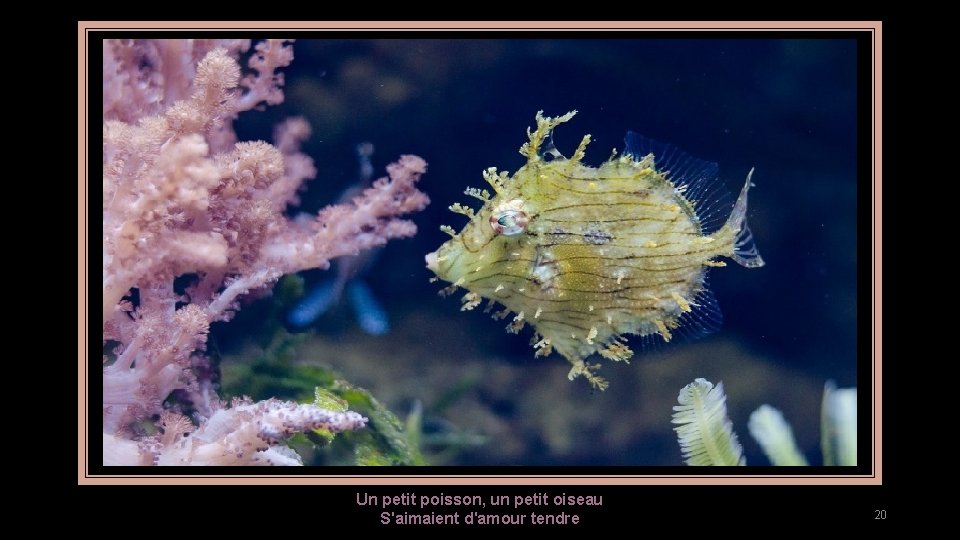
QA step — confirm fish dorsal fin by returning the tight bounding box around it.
[624,132,732,235]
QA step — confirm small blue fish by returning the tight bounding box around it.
[286,270,390,335]
[286,142,391,335]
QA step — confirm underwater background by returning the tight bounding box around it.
[222,38,859,466]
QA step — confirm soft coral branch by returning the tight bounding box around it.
[103,399,367,466]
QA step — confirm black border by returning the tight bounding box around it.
[87,27,876,480]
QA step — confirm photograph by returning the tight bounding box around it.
[99,34,862,469]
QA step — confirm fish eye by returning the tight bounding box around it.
[491,209,529,236]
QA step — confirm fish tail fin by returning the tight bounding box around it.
[726,168,765,268]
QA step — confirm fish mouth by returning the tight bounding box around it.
[425,251,438,273]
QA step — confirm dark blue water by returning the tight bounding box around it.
[231,38,859,466]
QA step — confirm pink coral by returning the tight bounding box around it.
[101,39,429,464]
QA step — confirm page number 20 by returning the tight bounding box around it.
[875,510,887,520]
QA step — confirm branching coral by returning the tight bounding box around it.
[101,39,429,465]
[104,398,367,466]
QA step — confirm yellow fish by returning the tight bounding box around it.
[426,111,764,389]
